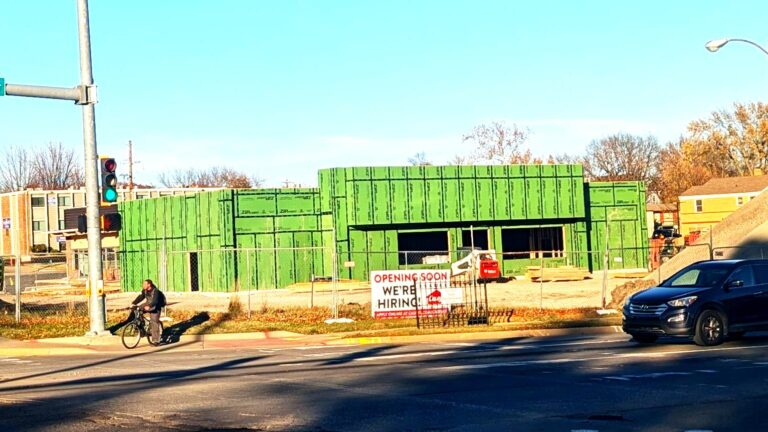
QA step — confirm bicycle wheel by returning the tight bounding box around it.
[147,321,164,346]
[121,323,142,349]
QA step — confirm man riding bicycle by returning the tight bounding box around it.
[131,279,165,344]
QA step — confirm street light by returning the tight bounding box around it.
[705,38,768,56]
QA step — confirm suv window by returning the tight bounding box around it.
[663,264,731,288]
[728,265,756,287]
[752,264,768,284]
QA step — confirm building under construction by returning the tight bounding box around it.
[118,164,648,292]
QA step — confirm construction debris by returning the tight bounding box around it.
[526,266,591,282]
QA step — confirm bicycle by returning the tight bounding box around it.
[121,305,164,349]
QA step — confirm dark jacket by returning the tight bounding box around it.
[132,286,164,313]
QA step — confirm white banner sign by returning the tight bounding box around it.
[370,270,462,319]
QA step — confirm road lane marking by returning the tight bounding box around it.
[0,396,38,403]
[0,358,35,365]
[353,338,629,362]
[430,343,768,371]
[603,371,693,381]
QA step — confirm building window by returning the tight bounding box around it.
[695,200,703,213]
[32,221,44,231]
[31,197,45,207]
[461,229,489,250]
[136,194,147,200]
[59,219,66,230]
[397,231,449,265]
[58,195,71,207]
[501,227,564,259]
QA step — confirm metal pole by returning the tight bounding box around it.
[539,253,544,310]
[246,249,252,317]
[310,274,315,309]
[332,230,339,320]
[10,197,19,323]
[4,83,81,101]
[15,254,21,323]
[600,213,612,309]
[77,0,107,335]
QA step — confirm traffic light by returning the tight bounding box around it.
[100,213,122,232]
[100,157,118,205]
[77,214,87,233]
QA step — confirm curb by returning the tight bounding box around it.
[328,325,626,346]
[0,325,627,357]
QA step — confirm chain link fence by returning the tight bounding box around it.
[2,243,699,323]
[1,251,123,322]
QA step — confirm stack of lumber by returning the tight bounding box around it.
[526,265,591,282]
[613,270,650,279]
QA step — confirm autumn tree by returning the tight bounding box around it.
[458,122,539,164]
[654,138,716,202]
[582,133,660,183]
[159,166,261,188]
[684,101,768,177]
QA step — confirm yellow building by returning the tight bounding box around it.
[678,175,768,236]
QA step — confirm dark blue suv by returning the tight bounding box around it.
[623,259,768,346]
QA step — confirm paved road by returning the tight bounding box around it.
[1,332,767,431]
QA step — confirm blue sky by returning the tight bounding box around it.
[1,1,767,187]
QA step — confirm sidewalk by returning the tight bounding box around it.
[0,325,626,357]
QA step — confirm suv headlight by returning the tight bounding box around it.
[667,296,697,307]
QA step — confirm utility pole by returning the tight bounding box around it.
[1,0,108,334]
[128,140,134,193]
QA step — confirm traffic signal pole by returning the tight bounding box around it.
[1,0,107,334]
[77,0,108,335]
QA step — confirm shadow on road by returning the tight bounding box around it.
[163,312,211,344]
[4,332,768,430]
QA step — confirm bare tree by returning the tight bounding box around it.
[408,152,432,166]
[448,154,472,166]
[250,175,265,188]
[462,122,535,164]
[583,133,660,183]
[159,166,259,188]
[31,142,85,190]
[0,145,36,192]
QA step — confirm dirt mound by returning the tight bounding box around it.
[607,279,657,309]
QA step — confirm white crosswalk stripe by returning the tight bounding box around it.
[0,357,37,365]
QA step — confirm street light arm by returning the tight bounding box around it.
[727,38,768,56]
[707,38,768,56]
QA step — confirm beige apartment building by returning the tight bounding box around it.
[0,187,212,257]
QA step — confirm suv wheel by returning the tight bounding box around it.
[631,334,658,343]
[694,310,725,346]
